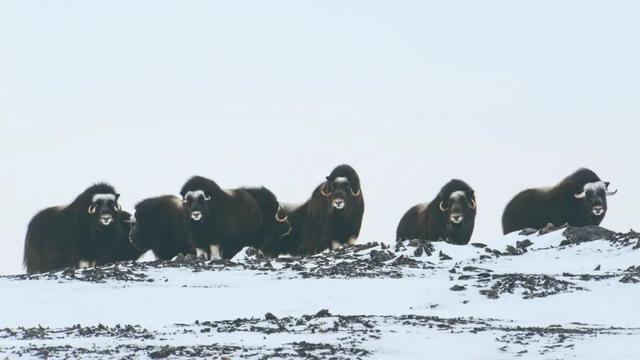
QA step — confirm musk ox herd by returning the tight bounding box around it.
[23,166,618,274]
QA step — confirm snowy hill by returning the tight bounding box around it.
[1,226,639,359]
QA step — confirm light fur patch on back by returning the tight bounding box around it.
[224,189,235,196]
[170,196,183,209]
[283,203,303,212]
[92,194,116,203]
[583,181,607,192]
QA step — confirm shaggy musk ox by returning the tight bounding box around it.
[243,187,291,256]
[180,176,263,260]
[23,183,140,274]
[396,179,477,245]
[502,168,618,234]
[128,195,193,260]
[270,164,365,256]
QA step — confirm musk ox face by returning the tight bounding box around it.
[182,190,211,223]
[88,193,121,227]
[439,190,476,231]
[574,181,617,222]
[320,176,361,213]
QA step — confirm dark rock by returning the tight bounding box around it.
[414,246,424,257]
[516,239,533,250]
[370,250,395,263]
[563,226,616,245]
[450,285,466,291]
[519,228,538,236]
[315,310,332,318]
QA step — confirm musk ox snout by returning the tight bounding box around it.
[332,198,345,209]
[592,205,605,216]
[100,214,114,226]
[190,211,203,221]
[450,213,464,224]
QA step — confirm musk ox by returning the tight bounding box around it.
[128,195,194,260]
[272,164,365,256]
[180,176,263,260]
[243,187,292,256]
[396,179,477,245]
[502,168,618,234]
[23,183,136,274]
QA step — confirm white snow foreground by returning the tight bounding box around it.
[1,226,639,359]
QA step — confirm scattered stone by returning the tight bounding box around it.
[519,228,539,236]
[450,285,466,291]
[315,310,332,318]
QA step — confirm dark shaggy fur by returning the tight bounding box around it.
[397,179,477,245]
[99,210,144,264]
[502,168,617,234]
[180,176,262,260]
[23,183,136,274]
[273,164,365,256]
[129,195,193,260]
[244,187,291,257]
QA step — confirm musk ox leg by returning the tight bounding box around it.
[78,260,95,269]
[347,236,358,246]
[209,245,223,260]
[196,248,209,260]
[331,240,341,250]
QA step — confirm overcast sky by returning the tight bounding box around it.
[1,1,639,275]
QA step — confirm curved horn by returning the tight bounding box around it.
[320,182,332,197]
[115,202,122,211]
[351,187,361,197]
[87,204,96,214]
[439,201,449,212]
[275,210,288,223]
[469,198,477,210]
[204,194,212,201]
[574,191,586,199]
[606,189,618,196]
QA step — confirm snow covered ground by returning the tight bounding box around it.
[1,226,639,359]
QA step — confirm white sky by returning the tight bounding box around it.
[1,1,639,275]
